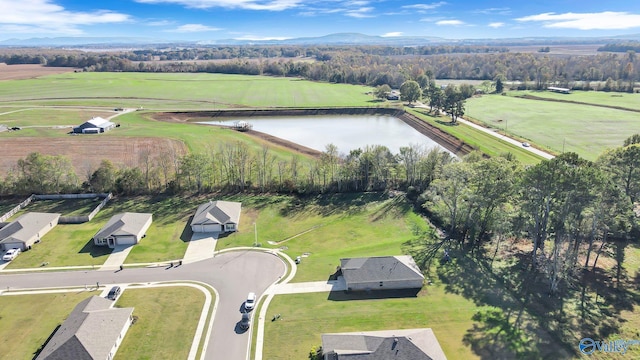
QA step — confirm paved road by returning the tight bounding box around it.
[0,250,285,360]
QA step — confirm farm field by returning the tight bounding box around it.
[0,72,375,109]
[0,290,100,359]
[509,90,640,111]
[0,107,113,126]
[0,64,77,80]
[114,286,206,360]
[465,94,640,160]
[216,193,428,282]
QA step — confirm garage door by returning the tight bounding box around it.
[116,236,137,246]
[2,242,25,251]
[202,224,221,232]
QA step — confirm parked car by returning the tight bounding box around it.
[522,142,531,147]
[245,292,256,311]
[106,286,121,300]
[2,248,21,261]
[239,312,251,330]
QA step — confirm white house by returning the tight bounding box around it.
[339,255,424,291]
[93,212,152,248]
[190,200,241,233]
[0,212,60,251]
[73,117,116,134]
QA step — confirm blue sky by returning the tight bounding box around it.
[2,0,640,41]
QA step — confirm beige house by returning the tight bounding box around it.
[339,255,424,291]
[36,296,134,360]
[321,328,447,360]
[0,212,60,251]
[190,200,241,233]
[93,212,152,248]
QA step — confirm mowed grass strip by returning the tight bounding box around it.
[0,72,375,109]
[407,109,543,164]
[0,291,100,360]
[114,286,206,360]
[263,290,483,360]
[0,108,114,126]
[509,90,640,111]
[217,193,426,282]
[466,94,640,160]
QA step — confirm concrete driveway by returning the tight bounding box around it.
[0,250,285,360]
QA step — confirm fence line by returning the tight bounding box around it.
[0,194,34,222]
[0,193,112,224]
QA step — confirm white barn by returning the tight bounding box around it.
[73,117,116,134]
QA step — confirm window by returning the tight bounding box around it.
[379,281,384,287]
[226,223,236,230]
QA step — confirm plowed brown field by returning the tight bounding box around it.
[0,64,77,80]
[0,137,186,174]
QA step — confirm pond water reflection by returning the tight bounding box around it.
[201,115,451,155]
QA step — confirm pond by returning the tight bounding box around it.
[201,115,451,155]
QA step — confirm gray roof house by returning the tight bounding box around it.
[36,296,134,360]
[321,328,447,360]
[191,200,241,233]
[73,117,116,134]
[340,255,424,291]
[0,212,60,251]
[93,212,152,248]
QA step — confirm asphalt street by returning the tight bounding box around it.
[0,250,286,360]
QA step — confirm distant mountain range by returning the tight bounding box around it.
[1,32,640,48]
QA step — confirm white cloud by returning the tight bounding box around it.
[381,32,403,37]
[516,11,640,30]
[234,35,292,40]
[135,0,303,11]
[402,2,446,11]
[168,23,221,32]
[436,19,464,26]
[474,7,511,15]
[147,20,175,26]
[0,0,130,35]
[488,22,504,28]
[345,7,374,18]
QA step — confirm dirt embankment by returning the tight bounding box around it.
[151,107,474,157]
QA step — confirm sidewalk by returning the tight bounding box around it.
[183,233,218,264]
[99,244,134,271]
[268,278,346,295]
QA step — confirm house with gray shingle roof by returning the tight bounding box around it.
[36,295,134,360]
[191,200,241,233]
[93,212,152,248]
[339,255,424,291]
[321,328,447,360]
[0,212,60,251]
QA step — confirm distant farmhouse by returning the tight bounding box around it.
[547,86,571,94]
[36,296,134,360]
[93,212,152,248]
[339,255,424,291]
[386,90,400,100]
[73,117,116,134]
[321,328,447,360]
[191,200,241,233]
[0,212,60,251]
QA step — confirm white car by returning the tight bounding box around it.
[245,292,256,311]
[522,142,531,147]
[3,248,21,261]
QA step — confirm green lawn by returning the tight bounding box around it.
[0,108,113,126]
[0,72,375,109]
[509,90,640,111]
[407,109,544,164]
[9,198,100,218]
[263,289,484,360]
[466,94,640,160]
[0,290,99,360]
[114,286,206,360]
[217,193,427,282]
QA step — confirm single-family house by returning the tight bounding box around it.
[93,212,152,248]
[190,200,241,233]
[547,86,571,94]
[73,117,116,134]
[339,255,424,291]
[321,328,447,360]
[0,212,60,251]
[36,296,134,360]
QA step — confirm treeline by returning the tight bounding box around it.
[598,42,640,53]
[0,46,637,90]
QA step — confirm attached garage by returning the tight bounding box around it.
[0,212,60,251]
[191,200,241,234]
[93,212,153,248]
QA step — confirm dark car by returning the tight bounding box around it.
[107,286,121,300]
[239,312,251,330]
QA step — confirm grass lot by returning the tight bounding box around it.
[114,286,205,360]
[407,108,544,164]
[0,108,113,127]
[0,290,99,359]
[263,289,484,360]
[217,193,427,282]
[9,198,99,218]
[509,90,640,111]
[466,94,640,160]
[0,72,375,109]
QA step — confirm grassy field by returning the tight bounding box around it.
[9,198,99,217]
[0,290,99,359]
[114,286,205,360]
[407,109,544,164]
[0,72,375,109]
[217,193,427,282]
[0,107,113,127]
[465,94,640,160]
[263,289,484,360]
[509,90,640,111]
